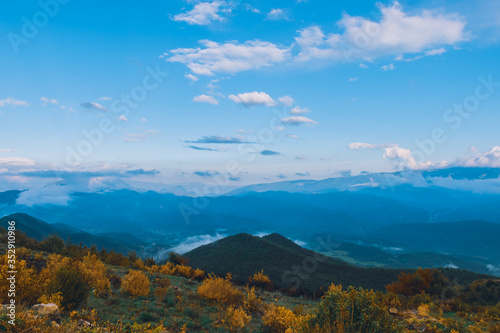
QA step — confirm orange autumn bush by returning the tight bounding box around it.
[223,306,251,332]
[0,253,40,304]
[121,270,150,297]
[249,269,273,290]
[197,273,243,306]
[82,252,111,298]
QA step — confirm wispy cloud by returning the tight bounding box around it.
[185,73,199,81]
[0,97,29,107]
[281,116,318,126]
[266,8,289,21]
[290,106,311,115]
[186,145,219,151]
[162,233,227,255]
[0,157,36,167]
[381,63,395,71]
[193,170,220,177]
[261,150,281,156]
[186,135,252,144]
[40,97,58,105]
[81,102,108,112]
[172,1,231,25]
[123,133,147,142]
[244,3,260,14]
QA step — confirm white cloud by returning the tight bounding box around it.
[168,2,465,76]
[141,117,147,122]
[244,3,260,14]
[167,39,290,76]
[425,47,447,56]
[281,116,318,126]
[100,96,112,101]
[290,106,311,115]
[396,47,447,61]
[185,73,199,81]
[0,149,14,153]
[40,97,58,105]
[279,95,295,107]
[383,146,423,169]
[381,63,395,70]
[348,142,432,169]
[160,233,227,256]
[455,146,500,167]
[123,133,146,142]
[348,142,390,150]
[286,134,299,139]
[193,94,219,105]
[172,1,230,25]
[295,2,466,62]
[294,26,342,62]
[349,77,359,82]
[487,264,500,276]
[359,63,369,68]
[118,115,128,122]
[229,91,276,107]
[0,97,30,107]
[266,8,288,21]
[0,157,36,167]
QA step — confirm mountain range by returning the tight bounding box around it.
[1,166,499,277]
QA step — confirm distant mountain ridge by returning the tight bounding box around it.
[228,167,500,195]
[0,213,144,254]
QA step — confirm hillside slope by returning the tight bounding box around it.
[186,233,407,293]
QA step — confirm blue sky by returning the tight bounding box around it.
[1,0,500,189]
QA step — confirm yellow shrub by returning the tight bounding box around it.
[132,258,145,270]
[193,268,205,280]
[224,306,251,332]
[249,269,273,290]
[263,305,297,332]
[244,286,265,314]
[39,253,72,289]
[417,304,429,317]
[154,285,169,302]
[121,270,150,297]
[38,292,63,308]
[0,255,40,304]
[82,253,110,297]
[159,262,175,275]
[148,265,160,273]
[197,273,243,306]
[174,264,194,278]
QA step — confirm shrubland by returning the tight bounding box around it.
[0,228,499,332]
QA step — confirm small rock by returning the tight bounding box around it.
[78,319,92,327]
[31,303,61,324]
[389,308,398,315]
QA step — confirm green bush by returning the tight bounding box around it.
[46,261,91,310]
[307,284,402,333]
[183,306,199,319]
[138,312,155,323]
